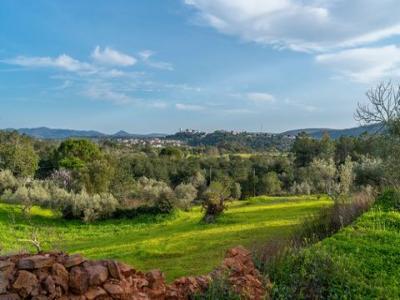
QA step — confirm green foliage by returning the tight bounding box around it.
[53,139,114,194]
[133,177,176,213]
[354,156,385,188]
[67,190,119,223]
[259,172,282,196]
[1,178,118,222]
[0,169,19,194]
[202,181,231,223]
[159,147,184,159]
[0,131,39,177]
[194,276,240,300]
[266,191,400,299]
[374,189,400,211]
[174,183,197,211]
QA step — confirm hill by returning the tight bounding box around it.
[3,127,166,140]
[282,123,382,139]
[2,123,382,141]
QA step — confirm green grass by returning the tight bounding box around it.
[0,195,330,281]
[269,191,400,299]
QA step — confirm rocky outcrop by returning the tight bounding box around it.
[0,246,265,299]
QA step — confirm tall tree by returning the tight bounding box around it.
[0,131,38,177]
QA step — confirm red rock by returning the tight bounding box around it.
[43,275,56,295]
[64,254,86,268]
[107,261,123,280]
[69,267,89,294]
[103,282,124,296]
[52,263,69,292]
[84,287,108,300]
[12,270,39,298]
[118,263,134,277]
[86,264,108,286]
[17,255,55,270]
[0,293,21,300]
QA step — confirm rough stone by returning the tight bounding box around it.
[84,287,108,300]
[52,263,69,292]
[64,254,86,269]
[17,255,54,270]
[86,265,108,286]
[69,267,89,295]
[12,270,39,298]
[107,260,123,280]
[0,246,265,299]
[0,293,21,300]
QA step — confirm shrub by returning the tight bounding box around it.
[50,169,73,190]
[230,182,242,199]
[1,177,119,222]
[354,156,385,188]
[202,181,231,223]
[174,183,197,211]
[338,156,354,195]
[294,188,374,245]
[193,276,240,300]
[68,191,118,223]
[307,158,337,194]
[0,169,19,194]
[132,177,176,213]
[261,172,282,195]
[267,247,345,299]
[290,181,311,195]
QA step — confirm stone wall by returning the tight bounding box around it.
[0,246,265,299]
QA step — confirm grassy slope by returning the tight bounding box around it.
[0,195,330,281]
[271,192,400,299]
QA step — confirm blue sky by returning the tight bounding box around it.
[1,0,400,133]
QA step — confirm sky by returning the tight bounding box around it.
[1,0,400,134]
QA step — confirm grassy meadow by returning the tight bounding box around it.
[269,191,400,299]
[0,195,330,281]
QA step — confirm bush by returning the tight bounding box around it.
[194,276,240,300]
[290,181,311,195]
[0,169,19,194]
[261,172,282,195]
[202,181,231,223]
[354,156,385,188]
[174,183,197,211]
[307,158,337,194]
[1,177,119,222]
[68,191,118,223]
[294,187,375,245]
[267,247,346,300]
[50,169,73,190]
[133,177,176,213]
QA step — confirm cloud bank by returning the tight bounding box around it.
[185,0,400,52]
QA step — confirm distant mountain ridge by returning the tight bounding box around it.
[2,124,382,140]
[4,127,167,139]
[281,123,382,139]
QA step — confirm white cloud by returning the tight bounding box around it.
[84,84,134,105]
[139,50,155,60]
[91,46,136,66]
[175,103,205,111]
[138,50,173,70]
[284,98,318,112]
[316,45,400,83]
[149,101,168,109]
[3,54,94,73]
[185,0,400,52]
[247,92,275,103]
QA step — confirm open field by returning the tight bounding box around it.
[0,195,330,281]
